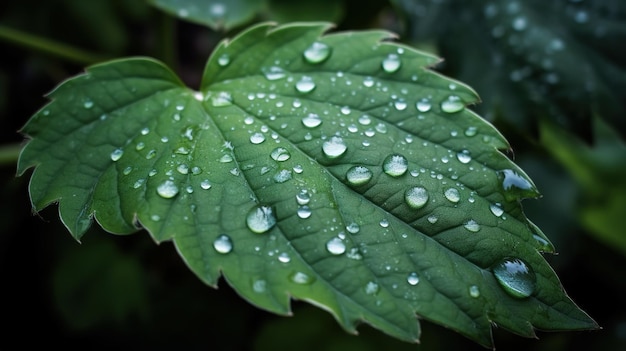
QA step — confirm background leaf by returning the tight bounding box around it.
[150,0,264,31]
[17,22,597,348]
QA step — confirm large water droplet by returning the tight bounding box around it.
[407,272,420,285]
[416,98,432,112]
[444,187,461,203]
[456,150,472,164]
[297,206,312,219]
[383,154,408,177]
[303,42,331,64]
[295,76,316,93]
[213,234,233,254]
[498,169,539,201]
[270,147,291,162]
[405,186,429,209]
[217,53,230,66]
[490,203,504,217]
[382,53,401,73]
[394,99,407,111]
[464,219,481,232]
[492,257,536,298]
[322,136,347,158]
[326,237,346,255]
[302,113,322,128]
[262,66,286,80]
[110,148,124,161]
[157,180,179,199]
[440,95,464,113]
[346,166,372,186]
[250,132,266,144]
[246,205,276,234]
[346,222,360,234]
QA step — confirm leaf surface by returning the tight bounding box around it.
[150,0,263,30]
[17,22,597,348]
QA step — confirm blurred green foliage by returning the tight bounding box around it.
[1,0,625,350]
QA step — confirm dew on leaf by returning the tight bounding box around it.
[456,150,472,164]
[295,76,316,93]
[358,114,371,125]
[270,147,291,162]
[440,95,465,113]
[464,219,481,232]
[346,166,373,186]
[296,189,310,205]
[465,126,478,137]
[250,132,266,144]
[297,206,312,219]
[213,234,233,254]
[217,53,230,67]
[157,180,179,199]
[394,99,408,111]
[363,76,375,87]
[210,91,233,107]
[262,66,286,81]
[200,179,212,190]
[469,285,481,298]
[427,215,438,224]
[405,186,429,209]
[246,205,276,234]
[303,42,331,64]
[444,187,461,203]
[340,106,351,115]
[110,148,124,161]
[253,279,267,293]
[220,154,233,163]
[407,272,420,286]
[83,100,94,109]
[416,98,432,112]
[302,113,322,128]
[133,179,145,189]
[146,149,156,159]
[326,237,346,255]
[492,257,536,298]
[383,154,408,177]
[273,169,292,183]
[498,169,538,201]
[490,203,504,217]
[278,252,291,263]
[364,281,380,295]
[290,271,315,285]
[322,136,347,158]
[177,164,189,175]
[346,222,360,234]
[382,53,401,73]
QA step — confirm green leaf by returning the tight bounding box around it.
[150,0,264,31]
[391,0,626,140]
[17,22,597,348]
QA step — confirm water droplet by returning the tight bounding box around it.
[211,91,233,107]
[340,106,351,115]
[250,132,266,144]
[290,271,315,285]
[405,186,429,209]
[295,76,316,93]
[177,164,189,175]
[200,179,212,190]
[407,272,420,286]
[296,190,310,205]
[262,66,286,81]
[278,252,291,263]
[270,147,291,162]
[273,169,292,183]
[213,234,233,254]
[363,76,375,87]
[416,98,432,112]
[322,136,347,158]
[444,187,461,203]
[326,237,346,255]
[464,126,478,137]
[302,113,322,128]
[346,222,360,234]
[110,148,124,161]
[253,279,267,293]
[157,180,179,199]
[394,99,407,111]
[220,154,233,163]
[490,203,504,217]
[427,215,438,224]
[382,53,401,73]
[346,166,372,186]
[297,206,312,219]
[379,219,389,228]
[440,95,465,113]
[246,205,276,234]
[498,169,538,201]
[492,257,536,298]
[364,281,379,295]
[456,150,472,164]
[383,154,408,177]
[303,42,331,64]
[464,219,481,232]
[217,54,230,66]
[358,114,371,125]
[469,285,480,298]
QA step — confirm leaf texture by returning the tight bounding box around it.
[17,22,598,348]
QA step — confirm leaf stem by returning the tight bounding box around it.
[0,25,108,65]
[0,143,22,167]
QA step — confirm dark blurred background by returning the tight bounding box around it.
[1,0,625,350]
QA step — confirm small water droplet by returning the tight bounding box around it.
[250,132,266,144]
[211,91,233,107]
[326,237,346,255]
[464,219,481,232]
[427,215,438,224]
[469,285,480,298]
[340,106,351,115]
[302,113,322,128]
[490,203,504,217]
[407,272,420,285]
[246,205,276,234]
[253,279,267,293]
[278,252,291,263]
[440,95,465,113]
[295,76,316,93]
[322,136,347,158]
[498,169,538,201]
[364,281,379,295]
[297,206,312,219]
[83,100,94,109]
[394,99,407,111]
[346,222,360,234]
[273,169,292,183]
[405,186,429,209]
[133,179,145,189]
[465,126,478,137]
[363,76,375,87]
[382,53,401,73]
[346,166,372,186]
[296,190,310,205]
[157,180,179,199]
[177,164,189,175]
[290,271,315,285]
[217,53,230,66]
[213,234,233,254]
[358,114,371,125]
[270,147,291,162]
[262,66,286,80]
[220,154,233,163]
[303,42,331,64]
[379,219,389,228]
[383,154,408,177]
[492,257,536,298]
[456,150,472,164]
[110,148,124,161]
[416,98,432,112]
[444,188,461,203]
[200,179,212,190]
